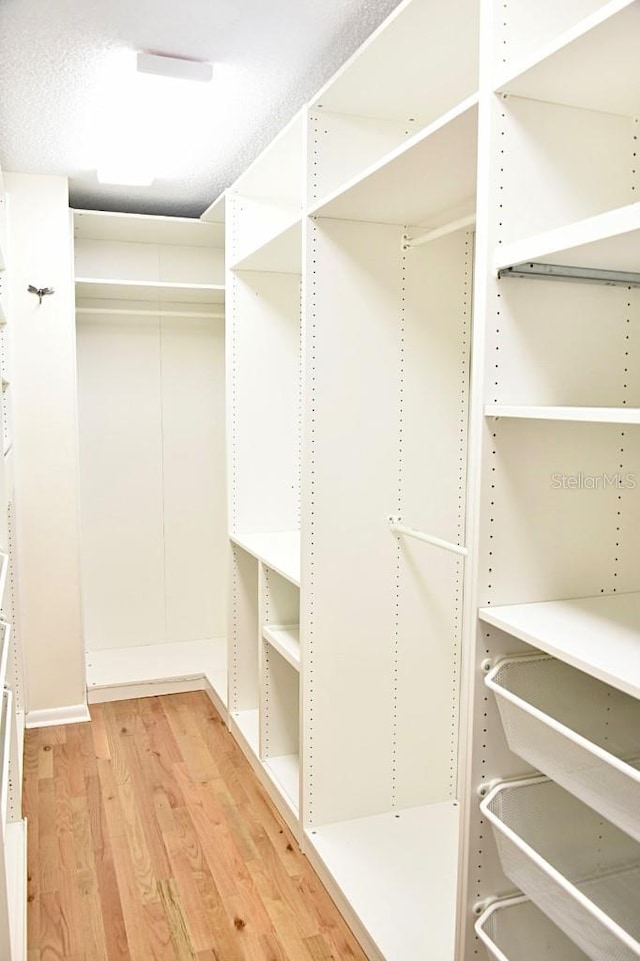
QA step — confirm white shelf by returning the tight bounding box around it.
[310,0,478,125]
[496,0,640,116]
[496,202,640,275]
[230,217,301,273]
[231,708,259,755]
[230,531,300,586]
[74,209,224,247]
[485,405,640,424]
[263,626,300,671]
[310,97,478,226]
[233,111,304,204]
[264,753,299,810]
[86,638,227,707]
[479,591,640,699]
[308,801,459,961]
[75,278,225,304]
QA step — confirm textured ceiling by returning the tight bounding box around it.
[0,0,403,217]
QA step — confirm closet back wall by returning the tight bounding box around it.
[76,312,226,648]
[75,225,227,652]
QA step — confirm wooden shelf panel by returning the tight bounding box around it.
[496,202,640,275]
[496,0,640,116]
[231,218,301,273]
[263,626,301,671]
[485,405,640,424]
[310,97,478,226]
[307,801,459,961]
[76,278,225,304]
[479,591,640,699]
[74,209,224,248]
[230,531,300,587]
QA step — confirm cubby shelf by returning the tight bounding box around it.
[496,202,640,275]
[485,405,640,424]
[230,531,300,586]
[307,801,459,961]
[264,754,299,810]
[479,591,640,699]
[231,708,260,755]
[309,96,478,225]
[263,626,300,671]
[496,0,640,115]
[230,217,301,273]
[75,278,225,304]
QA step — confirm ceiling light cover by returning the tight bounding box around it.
[137,52,213,83]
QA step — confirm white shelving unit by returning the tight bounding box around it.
[5,1,640,959]
[74,210,228,715]
[458,1,640,959]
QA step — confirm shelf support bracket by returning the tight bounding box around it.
[387,516,468,558]
[498,262,640,288]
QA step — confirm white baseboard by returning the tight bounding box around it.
[26,702,91,728]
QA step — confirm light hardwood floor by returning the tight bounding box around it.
[23,691,369,961]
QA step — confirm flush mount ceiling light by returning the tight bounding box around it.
[94,49,214,187]
[136,52,213,84]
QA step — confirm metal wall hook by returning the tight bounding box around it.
[28,285,55,305]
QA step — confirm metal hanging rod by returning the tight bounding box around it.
[499,262,640,288]
[387,517,468,558]
[403,214,476,251]
[75,307,225,319]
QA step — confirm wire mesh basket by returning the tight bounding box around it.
[476,895,591,961]
[481,777,640,961]
[485,654,640,841]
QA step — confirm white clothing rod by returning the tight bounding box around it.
[389,521,468,557]
[403,214,476,250]
[75,307,224,319]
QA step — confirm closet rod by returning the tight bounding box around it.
[388,519,468,557]
[402,214,476,250]
[498,262,640,288]
[75,307,224,319]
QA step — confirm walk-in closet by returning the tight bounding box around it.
[1,0,639,959]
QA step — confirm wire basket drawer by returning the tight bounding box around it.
[485,655,640,841]
[475,895,591,961]
[481,777,640,961]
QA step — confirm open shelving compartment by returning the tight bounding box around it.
[307,0,478,207]
[74,210,228,715]
[228,110,305,269]
[302,73,477,959]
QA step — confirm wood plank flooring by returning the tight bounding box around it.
[23,692,369,961]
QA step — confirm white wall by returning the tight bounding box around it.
[6,173,85,715]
